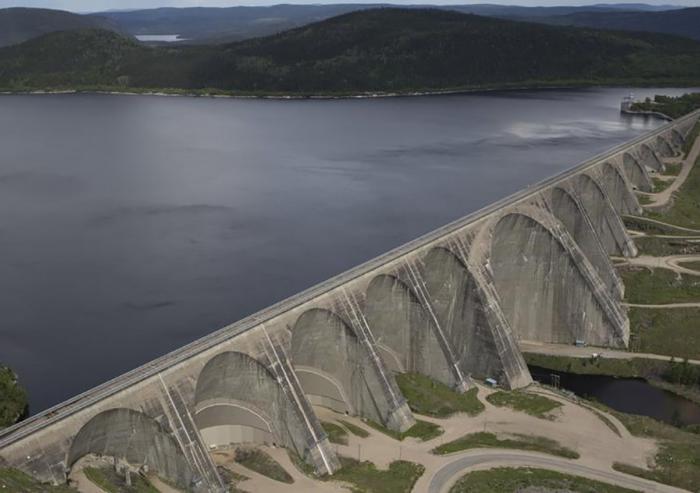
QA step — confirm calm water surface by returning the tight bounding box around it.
[530,366,700,426]
[0,88,693,413]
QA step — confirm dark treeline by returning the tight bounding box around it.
[2,9,700,95]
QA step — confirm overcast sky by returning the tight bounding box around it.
[0,0,697,13]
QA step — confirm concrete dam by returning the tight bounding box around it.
[1,110,698,492]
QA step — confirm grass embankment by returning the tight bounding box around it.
[322,421,349,445]
[216,467,248,493]
[678,260,700,272]
[0,365,28,429]
[652,177,673,193]
[524,353,667,378]
[366,418,443,441]
[84,467,159,493]
[485,390,562,420]
[683,120,700,158]
[629,306,700,360]
[0,468,76,492]
[620,266,700,304]
[664,162,683,176]
[596,405,700,492]
[432,431,579,459]
[234,448,293,484]
[647,152,700,229]
[338,419,370,438]
[623,215,696,235]
[448,467,640,493]
[327,457,423,493]
[634,236,700,256]
[395,372,484,418]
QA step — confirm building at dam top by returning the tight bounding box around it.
[1,110,698,492]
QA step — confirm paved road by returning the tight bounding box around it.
[427,450,689,493]
[613,254,700,276]
[643,134,700,210]
[520,341,700,366]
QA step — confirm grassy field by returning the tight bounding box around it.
[327,457,424,493]
[235,448,293,484]
[0,365,27,429]
[636,194,653,206]
[647,153,700,229]
[664,162,683,176]
[395,373,484,418]
[83,467,159,493]
[653,177,673,193]
[366,418,443,441]
[592,404,700,492]
[683,121,700,157]
[678,260,700,272]
[0,468,76,492]
[485,391,562,420]
[629,306,700,360]
[524,352,667,379]
[322,421,349,445]
[338,419,370,438]
[620,266,700,304]
[449,467,640,493]
[623,215,695,235]
[216,467,249,493]
[633,236,700,256]
[432,431,579,458]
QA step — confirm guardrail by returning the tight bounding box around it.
[2,108,698,450]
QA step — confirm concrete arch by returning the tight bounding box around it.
[489,212,624,346]
[194,351,310,459]
[655,135,676,158]
[549,186,622,297]
[573,173,634,256]
[67,408,192,489]
[421,246,514,383]
[638,143,664,172]
[364,274,453,386]
[601,162,640,215]
[290,308,407,429]
[670,129,685,151]
[622,153,652,192]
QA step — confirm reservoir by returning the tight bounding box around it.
[529,366,700,427]
[0,87,693,413]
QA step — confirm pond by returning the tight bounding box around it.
[529,365,700,427]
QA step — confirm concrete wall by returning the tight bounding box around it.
[1,110,698,490]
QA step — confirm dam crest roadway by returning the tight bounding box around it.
[1,109,698,492]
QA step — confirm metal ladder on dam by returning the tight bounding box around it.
[403,259,473,392]
[339,290,414,431]
[157,375,226,492]
[260,329,340,475]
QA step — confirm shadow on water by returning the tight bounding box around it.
[529,365,700,427]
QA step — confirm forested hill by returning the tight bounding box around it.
[1,8,700,96]
[0,7,123,47]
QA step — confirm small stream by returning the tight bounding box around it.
[528,365,700,427]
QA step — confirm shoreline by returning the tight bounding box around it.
[1,82,698,101]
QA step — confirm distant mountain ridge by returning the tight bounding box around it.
[529,7,700,41]
[1,8,699,96]
[91,3,687,44]
[0,7,123,47]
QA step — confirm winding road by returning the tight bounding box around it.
[426,450,689,493]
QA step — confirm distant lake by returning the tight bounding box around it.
[135,34,187,42]
[0,87,694,413]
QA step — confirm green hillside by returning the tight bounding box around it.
[0,7,123,48]
[1,8,700,95]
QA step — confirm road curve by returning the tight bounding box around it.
[426,449,689,493]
